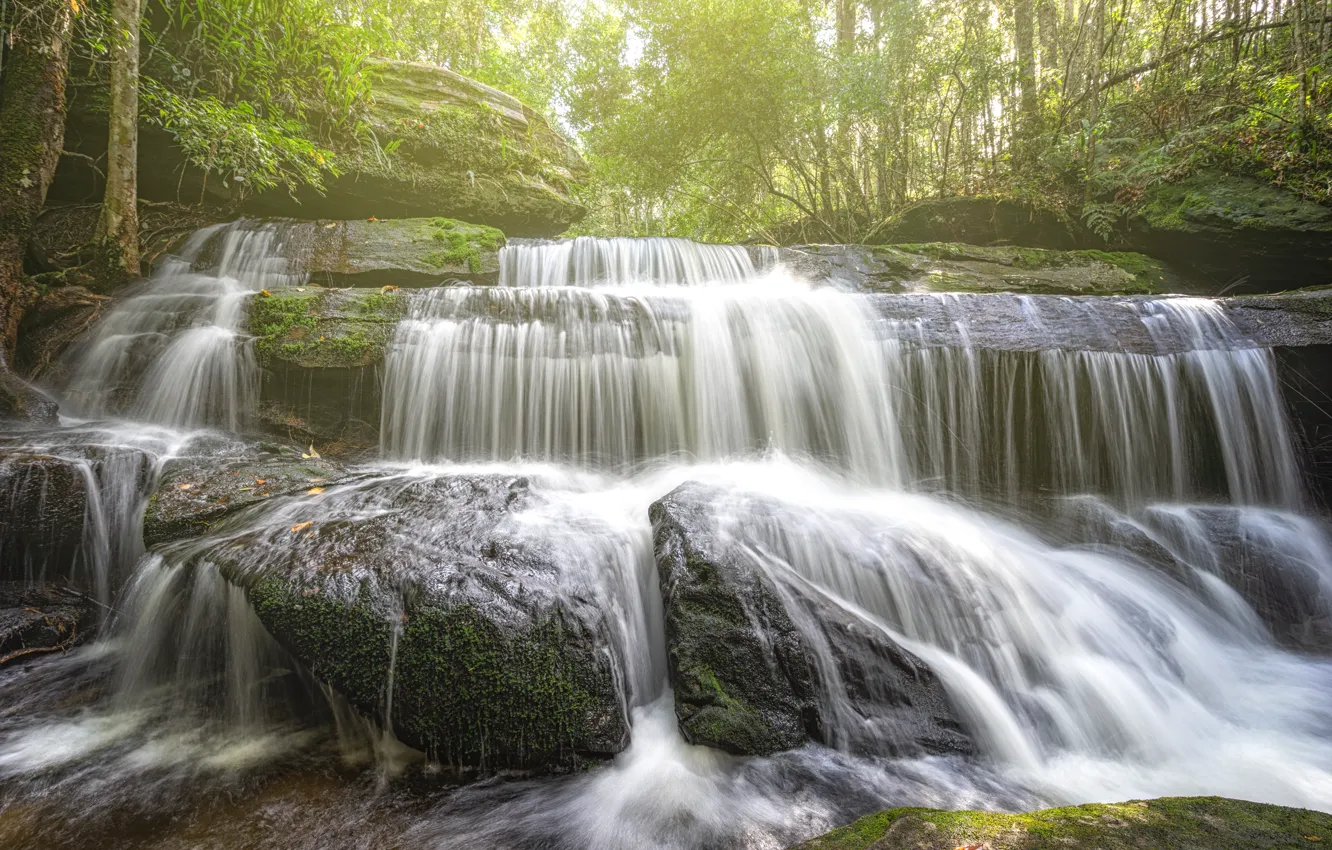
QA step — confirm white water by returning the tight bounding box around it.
[2,233,1331,848]
[62,221,306,430]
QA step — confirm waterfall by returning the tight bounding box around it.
[4,233,1332,849]
[62,221,306,431]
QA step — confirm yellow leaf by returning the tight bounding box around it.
[301,444,321,459]
[367,216,378,222]
[254,478,266,485]
[260,289,272,297]
[70,0,80,12]
[178,483,193,490]
[290,521,313,533]
[380,285,399,294]
[307,487,325,495]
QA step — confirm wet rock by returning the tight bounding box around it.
[0,582,94,663]
[1128,173,1332,293]
[0,371,58,425]
[788,242,1180,295]
[1147,506,1332,653]
[792,796,1332,850]
[0,451,89,578]
[52,61,586,237]
[247,286,400,453]
[205,473,628,774]
[651,482,970,757]
[13,286,110,383]
[143,445,348,547]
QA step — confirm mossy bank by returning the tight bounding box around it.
[793,796,1332,850]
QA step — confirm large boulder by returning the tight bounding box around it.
[785,242,1180,295]
[651,482,970,757]
[200,472,629,773]
[1128,173,1332,292]
[792,796,1332,850]
[51,60,586,237]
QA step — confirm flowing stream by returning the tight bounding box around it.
[1,228,1331,849]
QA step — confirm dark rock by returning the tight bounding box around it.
[142,445,348,547]
[1128,173,1332,293]
[651,482,970,757]
[881,197,1084,249]
[51,61,586,238]
[14,286,110,382]
[203,473,628,773]
[1148,506,1332,652]
[0,370,58,425]
[1274,344,1332,511]
[0,451,89,579]
[0,582,94,662]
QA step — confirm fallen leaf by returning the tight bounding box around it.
[1306,838,1322,843]
[302,444,321,459]
[323,222,337,229]
[307,487,325,495]
[254,478,267,485]
[178,483,193,490]
[260,289,272,297]
[380,285,399,294]
[367,216,378,222]
[291,521,313,533]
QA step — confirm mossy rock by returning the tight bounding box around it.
[304,217,505,285]
[791,796,1332,850]
[52,61,586,237]
[871,242,1176,295]
[248,286,407,370]
[206,473,629,773]
[882,196,1084,249]
[652,482,970,757]
[1129,173,1332,292]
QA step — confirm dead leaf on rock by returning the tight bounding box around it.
[290,521,313,533]
[178,483,193,490]
[307,487,325,495]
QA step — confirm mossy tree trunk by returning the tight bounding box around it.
[0,0,70,421]
[92,0,140,286]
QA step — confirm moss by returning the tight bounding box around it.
[793,796,1332,850]
[875,242,1166,295]
[392,604,606,770]
[1140,174,1332,234]
[247,574,393,711]
[248,287,405,368]
[421,219,506,274]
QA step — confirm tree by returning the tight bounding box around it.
[93,0,140,285]
[0,0,71,420]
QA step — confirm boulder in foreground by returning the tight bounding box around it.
[652,482,970,757]
[791,796,1332,850]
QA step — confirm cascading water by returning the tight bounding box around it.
[2,232,1331,849]
[62,221,307,431]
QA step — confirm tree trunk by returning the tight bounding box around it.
[1083,0,1106,205]
[1014,0,1039,167]
[0,0,71,421]
[93,0,141,286]
[1038,0,1058,90]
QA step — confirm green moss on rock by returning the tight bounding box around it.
[249,286,407,369]
[793,796,1332,850]
[1141,173,1332,235]
[871,242,1175,294]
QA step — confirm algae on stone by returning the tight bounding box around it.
[249,286,407,369]
[792,796,1332,850]
[873,242,1176,294]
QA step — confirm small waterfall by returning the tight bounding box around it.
[381,280,905,479]
[63,221,307,431]
[498,236,774,287]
